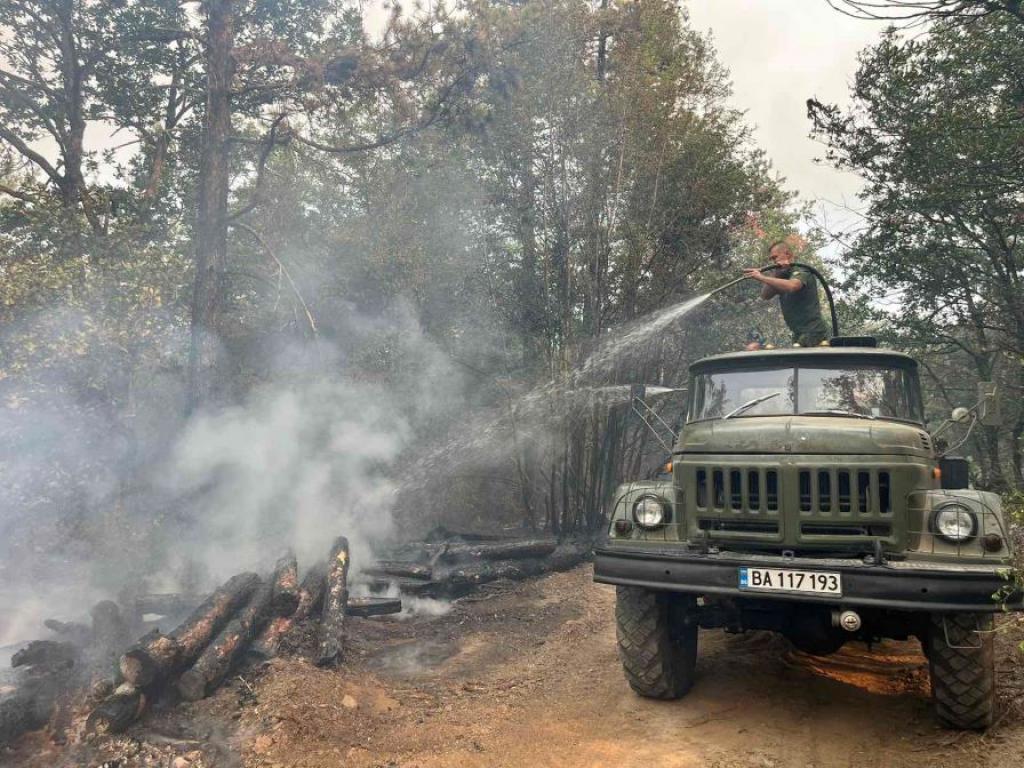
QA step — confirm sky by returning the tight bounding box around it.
[686,0,884,253]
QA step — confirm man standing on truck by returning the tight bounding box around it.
[743,240,831,347]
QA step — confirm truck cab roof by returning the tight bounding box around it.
[690,346,918,374]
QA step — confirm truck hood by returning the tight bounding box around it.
[676,417,932,457]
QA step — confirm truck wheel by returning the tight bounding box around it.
[927,613,995,730]
[615,586,697,699]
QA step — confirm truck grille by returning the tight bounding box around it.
[796,468,891,516]
[695,468,779,514]
[690,464,895,543]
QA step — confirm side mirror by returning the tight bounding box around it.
[977,382,1001,427]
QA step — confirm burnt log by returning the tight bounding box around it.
[315,537,350,668]
[43,619,91,646]
[271,550,300,617]
[0,689,50,746]
[428,539,558,564]
[251,563,326,659]
[85,683,145,735]
[176,579,274,701]
[436,558,546,595]
[360,576,443,597]
[362,561,433,580]
[546,542,589,572]
[118,572,259,688]
[346,596,402,617]
[11,640,78,671]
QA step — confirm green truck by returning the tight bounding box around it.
[594,342,1021,729]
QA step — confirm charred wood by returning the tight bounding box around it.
[11,640,78,671]
[315,537,350,668]
[360,576,444,597]
[177,579,274,701]
[346,596,402,617]
[43,619,91,646]
[436,558,546,595]
[252,563,326,659]
[85,683,145,735]
[118,572,259,687]
[271,550,300,617]
[428,539,558,564]
[0,689,50,746]
[362,561,433,580]
[0,669,68,745]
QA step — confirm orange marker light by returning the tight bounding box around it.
[664,461,673,474]
[933,467,942,481]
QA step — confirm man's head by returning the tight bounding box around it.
[767,239,795,268]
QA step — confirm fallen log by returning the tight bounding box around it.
[85,683,145,735]
[11,640,78,670]
[0,689,49,746]
[271,550,300,617]
[119,572,259,688]
[177,579,274,701]
[251,563,326,659]
[362,561,433,580]
[315,537,350,668]
[360,576,444,597]
[0,671,68,746]
[428,539,558,564]
[346,596,402,617]
[43,619,91,646]
[546,542,590,572]
[436,558,546,595]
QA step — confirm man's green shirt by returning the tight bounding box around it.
[778,266,830,346]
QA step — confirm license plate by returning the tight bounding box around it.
[738,567,842,596]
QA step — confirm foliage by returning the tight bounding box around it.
[809,14,1024,490]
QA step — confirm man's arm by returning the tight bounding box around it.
[743,268,803,298]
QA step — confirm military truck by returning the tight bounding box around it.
[594,341,1021,730]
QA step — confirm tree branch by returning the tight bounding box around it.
[229,221,318,338]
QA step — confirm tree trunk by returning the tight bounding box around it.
[188,0,236,413]
[86,684,146,735]
[177,579,273,701]
[271,550,300,617]
[119,572,258,687]
[251,563,327,658]
[315,537,350,668]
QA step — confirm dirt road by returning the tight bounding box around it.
[8,564,1023,767]
[232,565,1024,768]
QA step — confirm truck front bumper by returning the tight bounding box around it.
[593,546,1022,613]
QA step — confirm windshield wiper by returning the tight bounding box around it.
[723,392,781,419]
[800,409,876,420]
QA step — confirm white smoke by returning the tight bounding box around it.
[162,375,410,579]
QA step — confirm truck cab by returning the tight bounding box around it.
[594,344,1020,730]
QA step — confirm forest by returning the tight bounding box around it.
[1,0,1022,617]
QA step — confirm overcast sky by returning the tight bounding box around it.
[686,1,883,247]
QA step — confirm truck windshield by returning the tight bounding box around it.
[689,365,923,423]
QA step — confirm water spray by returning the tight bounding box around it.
[707,262,840,338]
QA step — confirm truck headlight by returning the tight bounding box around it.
[931,503,977,543]
[633,496,669,529]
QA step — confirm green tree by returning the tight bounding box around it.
[809,14,1024,488]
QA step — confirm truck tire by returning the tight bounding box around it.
[615,586,697,699]
[927,613,995,730]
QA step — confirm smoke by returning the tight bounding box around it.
[161,375,409,579]
[0,297,469,645]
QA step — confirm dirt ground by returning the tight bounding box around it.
[7,564,1024,768]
